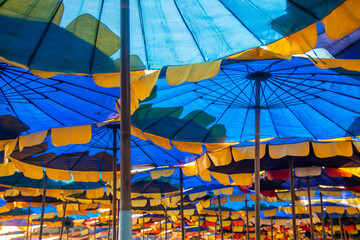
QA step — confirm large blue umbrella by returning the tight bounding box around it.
[131,57,360,240]
[0,0,353,74]
[0,62,119,134]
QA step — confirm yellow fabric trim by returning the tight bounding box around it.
[202,199,211,209]
[313,141,352,158]
[233,226,244,232]
[150,169,175,179]
[208,148,232,166]
[295,190,315,198]
[205,142,236,151]
[340,168,360,178]
[189,191,208,202]
[101,171,115,182]
[0,162,16,177]
[196,202,204,213]
[267,24,317,56]
[166,60,221,85]
[198,169,211,182]
[320,190,341,197]
[230,173,253,186]
[11,157,43,180]
[326,206,345,214]
[346,198,360,205]
[232,144,266,162]
[0,140,12,152]
[18,130,47,152]
[295,167,321,177]
[269,142,309,159]
[205,216,217,222]
[184,209,194,216]
[229,194,246,202]
[309,206,321,213]
[51,125,91,146]
[228,47,289,60]
[144,133,171,150]
[132,199,148,207]
[4,138,17,164]
[197,154,210,172]
[277,192,291,201]
[46,189,62,198]
[85,188,104,199]
[93,71,142,88]
[45,168,72,181]
[182,161,197,177]
[72,171,100,182]
[309,58,360,72]
[131,70,161,101]
[131,126,147,141]
[346,207,359,215]
[149,199,161,206]
[322,0,360,40]
[213,187,233,196]
[167,210,180,216]
[263,209,277,217]
[4,189,19,197]
[211,172,230,185]
[172,141,203,154]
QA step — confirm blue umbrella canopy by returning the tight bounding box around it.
[9,123,199,181]
[131,57,360,145]
[0,62,119,134]
[0,0,355,73]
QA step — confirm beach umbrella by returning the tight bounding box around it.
[2,2,359,240]
[131,56,360,240]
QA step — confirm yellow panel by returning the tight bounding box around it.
[166,60,221,85]
[182,161,197,177]
[230,173,253,186]
[11,158,43,180]
[228,47,288,60]
[19,130,47,152]
[322,0,360,40]
[131,126,147,141]
[346,207,359,215]
[208,148,232,166]
[144,133,171,150]
[277,192,291,201]
[269,142,309,159]
[295,190,315,198]
[189,191,208,202]
[232,144,266,162]
[213,187,233,196]
[46,190,62,198]
[229,194,246,202]
[101,171,115,182]
[73,171,100,182]
[211,172,230,185]
[205,142,236,151]
[172,141,203,154]
[131,70,161,101]
[295,167,321,177]
[202,199,211,208]
[184,209,194,216]
[132,200,148,207]
[267,24,317,56]
[197,154,210,172]
[313,141,352,158]
[0,162,15,177]
[263,209,277,217]
[4,139,17,164]
[86,188,104,199]
[198,169,211,182]
[51,125,91,146]
[150,169,175,179]
[45,168,72,181]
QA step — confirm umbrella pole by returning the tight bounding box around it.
[306,177,314,240]
[26,207,30,240]
[245,198,250,240]
[180,169,185,240]
[142,213,145,240]
[198,214,201,240]
[215,216,218,238]
[112,127,118,240]
[339,217,344,240]
[108,209,112,240]
[60,200,68,240]
[119,0,132,238]
[254,78,261,240]
[94,221,97,240]
[218,195,224,240]
[289,157,297,240]
[165,206,168,240]
[232,220,234,240]
[39,174,47,240]
[30,221,33,240]
[329,214,334,240]
[270,217,273,240]
[320,192,326,240]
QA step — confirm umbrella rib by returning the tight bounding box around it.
[27,1,64,67]
[217,0,264,45]
[202,80,253,143]
[172,0,206,62]
[271,77,360,114]
[263,81,316,139]
[287,0,319,20]
[261,80,280,138]
[1,72,101,123]
[137,0,150,68]
[239,77,257,142]
[97,128,114,171]
[130,138,158,167]
[0,0,9,8]
[268,80,358,137]
[89,0,105,74]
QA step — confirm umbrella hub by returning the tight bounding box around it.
[245,71,271,81]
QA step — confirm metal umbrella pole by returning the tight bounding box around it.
[180,168,185,240]
[215,216,218,238]
[320,192,326,240]
[232,220,234,240]
[108,209,112,240]
[245,198,250,240]
[270,217,273,240]
[60,200,68,240]
[218,195,224,240]
[26,207,30,240]
[112,126,118,240]
[329,214,334,240]
[164,206,168,240]
[142,213,145,240]
[39,174,47,240]
[306,177,314,240]
[119,0,132,238]
[339,217,344,240]
[254,77,261,240]
[198,215,201,240]
[289,157,297,240]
